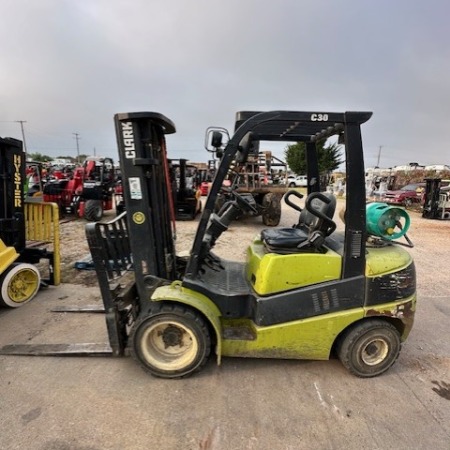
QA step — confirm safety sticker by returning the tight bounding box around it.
[129,177,142,200]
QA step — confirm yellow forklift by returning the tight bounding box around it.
[0,111,416,379]
[0,137,59,307]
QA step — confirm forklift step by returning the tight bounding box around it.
[0,343,113,356]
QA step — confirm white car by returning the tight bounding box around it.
[286,175,308,187]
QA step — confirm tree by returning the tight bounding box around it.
[284,140,343,175]
[28,152,54,163]
[57,155,77,163]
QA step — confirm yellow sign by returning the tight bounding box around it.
[132,212,145,224]
[14,154,22,207]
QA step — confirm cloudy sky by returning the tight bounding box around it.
[1,0,449,169]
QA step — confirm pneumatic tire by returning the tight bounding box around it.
[262,193,281,226]
[0,263,41,308]
[84,199,103,222]
[129,304,211,378]
[337,320,401,378]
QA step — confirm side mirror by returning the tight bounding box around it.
[211,131,223,148]
[205,127,230,153]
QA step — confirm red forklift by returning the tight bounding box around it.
[43,156,117,221]
[0,111,416,379]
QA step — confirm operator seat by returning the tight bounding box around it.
[261,192,337,253]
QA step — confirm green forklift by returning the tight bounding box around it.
[0,111,416,378]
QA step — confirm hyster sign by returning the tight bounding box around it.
[14,154,22,207]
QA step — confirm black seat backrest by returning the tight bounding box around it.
[297,192,336,236]
[261,192,337,254]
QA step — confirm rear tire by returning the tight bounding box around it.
[404,198,413,208]
[262,193,281,226]
[84,199,103,221]
[0,263,41,308]
[337,320,401,378]
[129,304,211,378]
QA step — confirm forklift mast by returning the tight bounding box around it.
[0,137,26,252]
[114,112,177,299]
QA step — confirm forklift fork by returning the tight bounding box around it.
[0,213,136,358]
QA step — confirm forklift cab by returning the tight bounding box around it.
[77,111,417,380]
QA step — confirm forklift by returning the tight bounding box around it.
[0,111,417,379]
[112,158,202,220]
[0,137,58,307]
[422,178,450,220]
[169,159,202,220]
[43,156,117,221]
[25,161,45,198]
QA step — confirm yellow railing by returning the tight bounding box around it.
[24,201,61,285]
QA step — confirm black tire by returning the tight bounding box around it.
[129,304,211,378]
[0,263,41,308]
[116,202,125,215]
[84,199,103,221]
[289,182,296,187]
[262,193,281,226]
[337,320,401,378]
[404,198,413,208]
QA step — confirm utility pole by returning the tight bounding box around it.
[376,145,384,167]
[15,120,28,159]
[73,132,81,164]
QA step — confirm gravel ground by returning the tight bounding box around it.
[58,197,450,300]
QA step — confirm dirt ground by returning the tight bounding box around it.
[1,195,450,449]
[58,197,448,301]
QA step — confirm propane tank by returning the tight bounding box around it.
[366,202,410,240]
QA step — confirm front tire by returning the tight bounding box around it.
[0,263,41,308]
[130,304,211,378]
[337,320,401,378]
[84,199,103,221]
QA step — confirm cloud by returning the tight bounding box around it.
[1,0,449,166]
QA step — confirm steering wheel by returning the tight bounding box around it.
[221,186,257,214]
[232,190,258,214]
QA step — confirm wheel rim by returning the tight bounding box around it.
[139,320,198,371]
[7,268,39,303]
[361,338,389,366]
